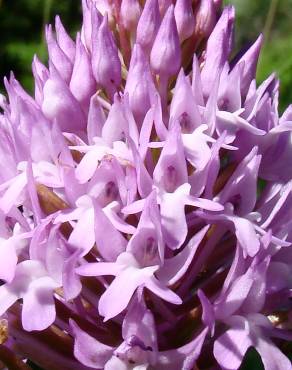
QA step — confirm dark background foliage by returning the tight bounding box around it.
[0,0,81,93]
[0,0,291,369]
[1,0,292,110]
[225,0,292,113]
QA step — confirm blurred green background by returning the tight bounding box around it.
[0,0,81,92]
[1,0,292,112]
[0,0,291,369]
[225,0,292,113]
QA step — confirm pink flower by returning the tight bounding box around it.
[0,0,292,369]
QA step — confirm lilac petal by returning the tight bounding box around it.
[122,292,157,352]
[241,256,270,314]
[236,34,263,98]
[174,0,195,42]
[198,289,215,336]
[153,93,168,140]
[221,61,244,112]
[31,161,63,188]
[227,215,260,257]
[221,245,246,295]
[50,120,74,164]
[218,147,261,215]
[145,277,182,305]
[125,44,155,123]
[99,266,157,321]
[128,190,163,261]
[29,217,52,261]
[188,131,225,197]
[181,328,208,370]
[68,207,95,253]
[154,123,187,193]
[5,73,38,111]
[62,167,86,206]
[256,336,292,370]
[70,320,114,368]
[139,107,154,160]
[266,261,291,294]
[120,0,141,31]
[63,248,83,301]
[160,184,190,249]
[104,206,136,235]
[214,316,252,370]
[0,173,27,214]
[129,137,153,198]
[157,328,208,370]
[120,291,158,367]
[82,0,102,52]
[32,55,49,104]
[158,226,209,285]
[92,15,121,98]
[194,0,217,40]
[158,0,173,15]
[101,95,130,145]
[191,55,204,106]
[94,202,127,261]
[215,271,253,320]
[170,70,201,133]
[87,94,106,143]
[120,94,140,145]
[216,111,265,144]
[44,226,67,285]
[70,33,96,112]
[42,63,86,133]
[0,237,18,282]
[182,125,212,170]
[0,284,19,316]
[54,207,84,224]
[76,261,123,277]
[75,147,108,184]
[203,72,220,135]
[201,5,235,98]
[255,225,290,247]
[104,356,129,370]
[22,276,58,331]
[55,15,76,62]
[136,0,161,54]
[126,164,139,205]
[259,181,292,229]
[87,157,129,207]
[185,195,224,211]
[27,160,44,226]
[122,198,146,215]
[194,207,260,257]
[46,25,73,83]
[150,5,181,78]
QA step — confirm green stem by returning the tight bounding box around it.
[263,0,279,43]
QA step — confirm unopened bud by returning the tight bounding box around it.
[150,5,181,78]
[174,0,195,42]
[136,0,161,54]
[92,14,121,98]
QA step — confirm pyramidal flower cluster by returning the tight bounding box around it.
[0,0,292,369]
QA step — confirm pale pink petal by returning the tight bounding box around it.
[214,316,252,370]
[22,276,58,331]
[70,320,114,368]
[99,266,157,321]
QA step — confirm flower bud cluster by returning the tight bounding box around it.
[0,0,292,369]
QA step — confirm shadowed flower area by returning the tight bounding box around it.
[0,1,292,369]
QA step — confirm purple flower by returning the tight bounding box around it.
[0,0,292,369]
